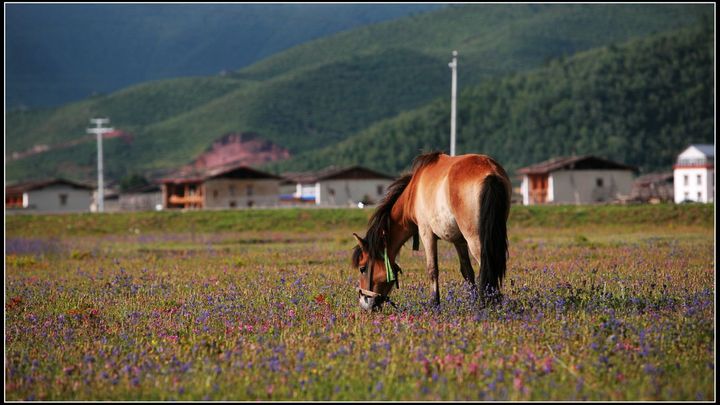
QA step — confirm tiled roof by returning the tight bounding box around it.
[517,155,637,175]
[6,178,94,194]
[633,172,673,186]
[689,144,714,158]
[281,166,395,184]
[160,161,283,183]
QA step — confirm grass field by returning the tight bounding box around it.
[5,204,715,400]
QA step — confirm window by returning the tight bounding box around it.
[377,185,384,195]
[684,175,689,186]
[213,190,219,199]
[596,178,604,187]
[697,174,702,186]
[229,185,236,197]
[698,192,702,201]
[246,185,254,196]
[59,194,68,206]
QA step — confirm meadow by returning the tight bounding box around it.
[5,204,715,400]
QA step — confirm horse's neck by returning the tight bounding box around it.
[387,191,416,261]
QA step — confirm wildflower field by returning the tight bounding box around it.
[5,204,715,401]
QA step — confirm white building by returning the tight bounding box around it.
[6,178,94,213]
[673,144,714,203]
[518,156,637,205]
[280,166,395,207]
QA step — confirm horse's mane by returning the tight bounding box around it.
[352,151,442,266]
[363,173,412,261]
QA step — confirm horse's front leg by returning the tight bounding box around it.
[420,226,440,306]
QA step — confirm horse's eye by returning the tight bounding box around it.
[359,266,367,273]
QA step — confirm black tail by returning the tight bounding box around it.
[479,174,510,297]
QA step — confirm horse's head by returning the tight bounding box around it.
[352,233,397,311]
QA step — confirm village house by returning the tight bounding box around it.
[6,178,94,213]
[280,166,395,207]
[117,184,163,211]
[630,172,674,203]
[518,155,637,205]
[160,162,283,209]
[673,144,714,203]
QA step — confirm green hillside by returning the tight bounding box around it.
[269,24,714,178]
[5,4,712,183]
[7,4,441,108]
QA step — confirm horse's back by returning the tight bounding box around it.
[412,153,509,241]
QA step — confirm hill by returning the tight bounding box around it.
[5,4,713,183]
[269,24,714,178]
[6,4,441,108]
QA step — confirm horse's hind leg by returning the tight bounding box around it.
[419,226,440,307]
[464,236,501,305]
[453,240,476,287]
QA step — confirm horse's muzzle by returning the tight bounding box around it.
[359,295,380,312]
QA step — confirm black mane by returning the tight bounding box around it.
[363,173,413,261]
[355,151,443,264]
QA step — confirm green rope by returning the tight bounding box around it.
[384,247,395,283]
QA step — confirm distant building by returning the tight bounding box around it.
[280,166,395,206]
[673,144,714,203]
[160,162,283,209]
[631,172,674,203]
[6,178,93,213]
[118,184,163,211]
[517,156,637,205]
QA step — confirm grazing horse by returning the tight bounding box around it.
[351,152,511,311]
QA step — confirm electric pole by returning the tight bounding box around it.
[87,118,113,213]
[449,50,458,156]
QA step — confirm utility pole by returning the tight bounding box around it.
[448,50,458,156]
[87,118,113,213]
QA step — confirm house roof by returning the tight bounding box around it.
[633,172,674,186]
[120,183,162,194]
[517,155,638,175]
[6,178,94,194]
[281,166,395,184]
[685,144,714,158]
[160,161,283,184]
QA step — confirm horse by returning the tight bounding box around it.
[351,151,511,311]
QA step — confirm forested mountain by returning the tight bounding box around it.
[269,24,714,177]
[6,3,441,108]
[5,4,713,183]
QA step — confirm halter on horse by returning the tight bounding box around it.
[351,152,511,311]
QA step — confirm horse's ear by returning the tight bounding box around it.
[352,233,367,250]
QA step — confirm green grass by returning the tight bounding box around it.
[6,203,714,238]
[5,204,715,400]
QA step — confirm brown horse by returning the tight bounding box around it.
[351,152,511,311]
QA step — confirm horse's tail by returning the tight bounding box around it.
[479,174,510,298]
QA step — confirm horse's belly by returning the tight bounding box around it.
[428,181,463,242]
